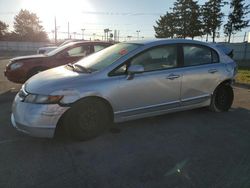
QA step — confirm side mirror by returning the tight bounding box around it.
[127,64,144,80]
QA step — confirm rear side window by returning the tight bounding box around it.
[212,50,219,63]
[183,45,218,66]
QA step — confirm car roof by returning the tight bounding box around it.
[127,38,213,47]
[68,40,112,45]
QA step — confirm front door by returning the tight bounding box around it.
[109,44,182,119]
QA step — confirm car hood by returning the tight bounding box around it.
[25,65,90,95]
[11,54,47,62]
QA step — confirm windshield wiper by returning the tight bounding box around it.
[67,63,75,68]
[74,64,92,73]
[67,63,91,73]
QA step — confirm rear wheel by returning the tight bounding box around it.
[63,98,112,141]
[210,84,234,112]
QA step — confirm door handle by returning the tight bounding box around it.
[166,74,180,80]
[208,69,218,74]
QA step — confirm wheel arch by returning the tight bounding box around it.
[212,79,233,94]
[56,95,114,129]
[210,79,234,112]
[218,79,233,86]
[78,96,115,120]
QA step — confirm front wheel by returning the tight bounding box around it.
[210,84,234,112]
[63,99,112,141]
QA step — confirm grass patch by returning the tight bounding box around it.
[236,67,250,84]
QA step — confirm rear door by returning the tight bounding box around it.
[180,44,224,106]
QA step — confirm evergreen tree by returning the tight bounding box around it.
[202,0,226,42]
[187,0,203,39]
[172,0,202,39]
[13,9,48,42]
[154,12,176,38]
[172,0,189,38]
[202,3,213,41]
[0,20,9,39]
[224,0,250,43]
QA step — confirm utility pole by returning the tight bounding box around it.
[54,17,57,44]
[104,28,111,41]
[136,30,140,40]
[114,30,117,42]
[118,30,120,42]
[81,29,85,40]
[108,29,112,41]
[243,32,247,42]
[68,22,70,39]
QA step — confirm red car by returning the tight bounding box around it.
[4,41,112,83]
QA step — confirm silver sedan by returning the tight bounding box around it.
[11,39,237,140]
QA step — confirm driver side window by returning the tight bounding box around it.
[112,45,177,75]
[131,45,177,72]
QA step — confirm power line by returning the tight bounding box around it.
[81,11,163,16]
[0,10,164,16]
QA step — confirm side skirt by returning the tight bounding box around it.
[114,96,211,123]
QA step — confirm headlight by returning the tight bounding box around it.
[10,62,23,70]
[24,94,63,104]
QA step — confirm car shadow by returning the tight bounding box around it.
[53,106,250,143]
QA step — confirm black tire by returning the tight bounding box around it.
[63,98,112,141]
[210,84,234,112]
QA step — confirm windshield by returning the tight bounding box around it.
[46,42,75,56]
[75,43,141,72]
